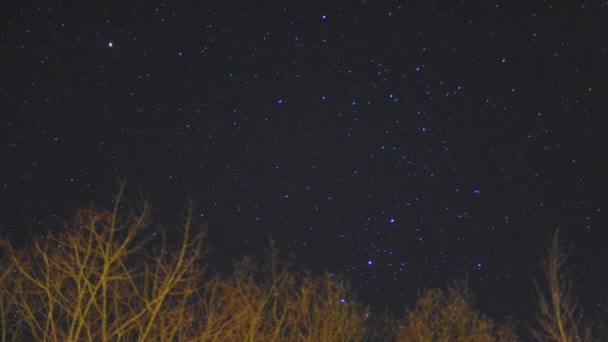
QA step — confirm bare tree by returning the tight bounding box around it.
[531,229,593,342]
[198,246,368,341]
[1,186,368,341]
[0,240,25,342]
[1,186,208,341]
[396,279,517,342]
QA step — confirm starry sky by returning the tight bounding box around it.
[2,1,607,320]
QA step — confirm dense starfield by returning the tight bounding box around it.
[2,1,607,320]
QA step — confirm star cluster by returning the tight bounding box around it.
[2,1,607,317]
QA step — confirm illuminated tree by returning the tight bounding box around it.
[0,186,367,341]
[0,243,24,342]
[198,246,368,341]
[396,279,517,342]
[1,186,208,341]
[531,230,593,342]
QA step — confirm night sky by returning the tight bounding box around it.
[2,1,607,320]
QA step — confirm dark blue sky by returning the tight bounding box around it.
[2,0,606,319]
